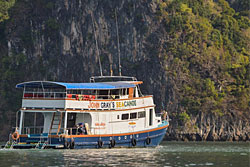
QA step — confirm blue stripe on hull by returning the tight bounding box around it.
[17,123,168,149]
[72,126,167,149]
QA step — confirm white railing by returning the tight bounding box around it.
[67,94,130,100]
[23,92,66,99]
[23,91,129,100]
[12,126,44,134]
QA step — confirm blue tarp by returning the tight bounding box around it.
[16,81,135,90]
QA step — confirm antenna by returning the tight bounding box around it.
[91,12,103,76]
[115,8,122,76]
[108,53,113,76]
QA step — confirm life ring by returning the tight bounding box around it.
[98,140,103,148]
[110,139,116,148]
[146,137,151,145]
[12,131,19,140]
[84,95,90,100]
[131,138,137,146]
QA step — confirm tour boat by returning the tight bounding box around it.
[8,76,169,149]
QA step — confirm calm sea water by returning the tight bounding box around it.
[0,141,249,167]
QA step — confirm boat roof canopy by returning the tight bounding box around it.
[16,81,136,90]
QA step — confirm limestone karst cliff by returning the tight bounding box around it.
[0,0,249,141]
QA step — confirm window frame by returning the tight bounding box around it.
[130,112,137,119]
[121,113,129,120]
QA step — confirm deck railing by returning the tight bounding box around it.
[12,126,68,135]
[12,126,44,134]
[23,91,66,99]
[23,92,129,100]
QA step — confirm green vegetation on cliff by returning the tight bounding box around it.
[0,0,15,22]
[157,0,250,121]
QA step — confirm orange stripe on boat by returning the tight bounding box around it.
[65,124,169,138]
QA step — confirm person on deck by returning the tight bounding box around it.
[78,123,86,135]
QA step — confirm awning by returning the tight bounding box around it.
[16,81,136,90]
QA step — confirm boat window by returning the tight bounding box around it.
[110,89,119,99]
[138,111,146,118]
[117,115,120,119]
[130,112,137,119]
[122,114,129,120]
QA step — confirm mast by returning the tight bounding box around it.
[91,12,103,76]
[115,8,122,76]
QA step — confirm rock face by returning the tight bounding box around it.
[7,0,163,82]
[166,112,250,141]
[0,0,249,141]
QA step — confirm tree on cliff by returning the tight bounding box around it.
[156,0,249,140]
[0,0,15,22]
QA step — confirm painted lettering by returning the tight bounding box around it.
[95,122,106,126]
[100,102,115,109]
[88,102,100,108]
[116,100,136,108]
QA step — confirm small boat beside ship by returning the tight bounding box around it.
[5,76,169,149]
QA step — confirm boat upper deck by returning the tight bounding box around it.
[16,80,141,100]
[16,77,153,111]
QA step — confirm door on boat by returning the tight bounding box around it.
[67,113,92,135]
[67,113,76,128]
[149,109,153,126]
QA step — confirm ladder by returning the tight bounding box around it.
[49,112,63,135]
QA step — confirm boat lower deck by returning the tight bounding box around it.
[6,121,168,149]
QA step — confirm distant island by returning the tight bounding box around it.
[0,0,249,141]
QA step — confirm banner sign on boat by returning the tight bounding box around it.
[88,100,136,109]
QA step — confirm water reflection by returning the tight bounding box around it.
[0,142,249,167]
[62,147,163,166]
